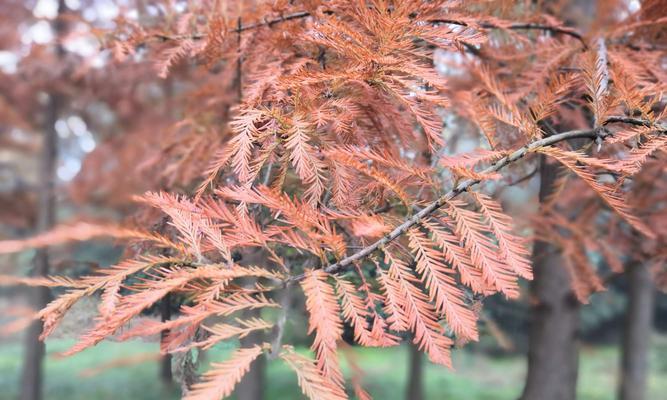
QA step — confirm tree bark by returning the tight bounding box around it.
[233,251,266,400]
[521,156,580,400]
[21,5,66,400]
[618,261,655,400]
[20,278,51,400]
[405,344,424,400]
[236,312,266,400]
[20,92,59,400]
[159,294,174,385]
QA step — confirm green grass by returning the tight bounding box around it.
[1,337,666,399]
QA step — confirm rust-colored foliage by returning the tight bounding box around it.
[2,0,667,399]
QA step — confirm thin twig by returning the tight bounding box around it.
[505,166,539,188]
[429,19,586,47]
[152,11,313,43]
[603,117,656,128]
[502,23,585,45]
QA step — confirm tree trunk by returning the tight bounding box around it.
[618,261,655,400]
[21,5,66,400]
[20,281,51,400]
[405,344,424,400]
[521,156,580,400]
[159,294,174,385]
[236,314,265,400]
[20,56,60,400]
[232,254,266,400]
[20,92,59,400]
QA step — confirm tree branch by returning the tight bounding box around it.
[429,19,586,47]
[287,117,661,282]
[603,117,658,128]
[500,23,585,44]
[153,11,585,49]
[152,11,314,42]
[321,128,604,275]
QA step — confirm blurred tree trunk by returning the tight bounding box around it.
[20,261,53,400]
[236,309,265,400]
[236,270,265,400]
[158,74,175,388]
[618,261,655,400]
[159,294,173,385]
[405,344,424,400]
[20,3,65,400]
[521,156,580,400]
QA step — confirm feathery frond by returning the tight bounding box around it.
[537,147,655,238]
[280,347,348,400]
[301,269,345,387]
[184,346,264,400]
[285,116,327,204]
[471,193,533,279]
[444,201,520,298]
[383,251,453,367]
[407,229,479,340]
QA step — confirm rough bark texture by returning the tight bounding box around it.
[521,156,580,400]
[618,262,655,400]
[405,344,424,400]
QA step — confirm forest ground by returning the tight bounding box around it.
[0,336,666,400]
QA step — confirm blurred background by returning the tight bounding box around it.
[1,0,666,399]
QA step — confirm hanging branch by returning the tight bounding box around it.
[153,11,585,45]
[288,117,662,282]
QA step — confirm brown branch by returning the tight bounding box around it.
[429,19,586,47]
[287,117,657,283]
[501,23,585,44]
[603,117,657,128]
[152,11,313,43]
[153,11,585,50]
